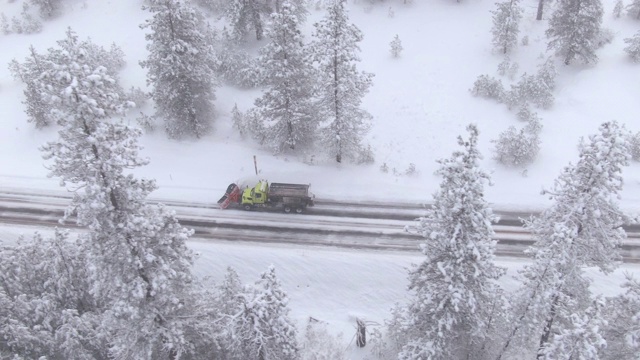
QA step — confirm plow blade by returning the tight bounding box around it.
[218,183,241,209]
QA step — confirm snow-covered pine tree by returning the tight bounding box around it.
[310,0,374,163]
[471,74,506,101]
[250,0,319,153]
[630,131,640,161]
[11,29,128,129]
[601,274,640,359]
[213,28,262,87]
[505,71,554,110]
[491,0,522,55]
[214,267,245,359]
[541,298,607,360]
[229,266,299,360]
[140,0,217,139]
[37,27,211,359]
[390,34,403,57]
[496,121,631,359]
[300,320,347,360]
[231,103,248,138]
[397,124,506,360]
[0,230,105,359]
[546,0,604,65]
[30,0,63,18]
[9,45,51,128]
[627,0,640,19]
[613,0,624,18]
[223,0,270,41]
[18,2,42,34]
[624,31,640,63]
[492,125,540,167]
[536,56,558,91]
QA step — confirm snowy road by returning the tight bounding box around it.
[1,189,639,261]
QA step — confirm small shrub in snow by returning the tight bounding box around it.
[1,14,10,35]
[357,144,376,165]
[521,35,529,46]
[11,16,22,33]
[380,162,389,173]
[492,125,540,167]
[505,73,554,110]
[300,320,346,360]
[390,34,402,58]
[126,87,149,108]
[629,131,640,161]
[497,57,519,79]
[388,6,395,18]
[613,0,624,18]
[624,32,640,63]
[404,163,418,176]
[524,115,543,136]
[471,74,505,101]
[9,3,42,35]
[30,0,64,19]
[516,104,534,122]
[536,57,557,91]
[596,28,615,48]
[136,113,156,133]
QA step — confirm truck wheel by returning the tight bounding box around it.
[243,204,252,211]
[295,207,303,214]
[284,206,292,213]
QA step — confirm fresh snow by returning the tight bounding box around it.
[1,0,640,358]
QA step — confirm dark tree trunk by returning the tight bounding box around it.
[356,318,366,347]
[537,295,559,359]
[536,0,544,20]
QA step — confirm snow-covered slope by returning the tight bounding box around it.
[1,0,639,212]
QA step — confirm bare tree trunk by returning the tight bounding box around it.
[536,0,544,20]
[356,318,367,347]
[536,295,559,359]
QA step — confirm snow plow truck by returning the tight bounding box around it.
[217,180,314,213]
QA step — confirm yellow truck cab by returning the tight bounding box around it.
[238,180,314,213]
[241,180,269,209]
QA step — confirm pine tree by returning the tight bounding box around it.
[491,0,523,55]
[222,0,307,42]
[613,0,624,18]
[624,31,640,63]
[541,298,607,360]
[0,230,105,358]
[9,46,52,128]
[496,121,631,359]
[30,0,63,18]
[140,0,217,139]
[250,0,318,153]
[627,0,640,19]
[397,124,506,360]
[310,0,374,163]
[229,266,299,360]
[601,274,640,359]
[223,0,271,41]
[37,27,205,359]
[546,0,604,65]
[390,34,403,58]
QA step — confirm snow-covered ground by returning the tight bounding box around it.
[2,0,640,358]
[1,224,638,359]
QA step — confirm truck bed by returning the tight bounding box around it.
[269,183,310,198]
